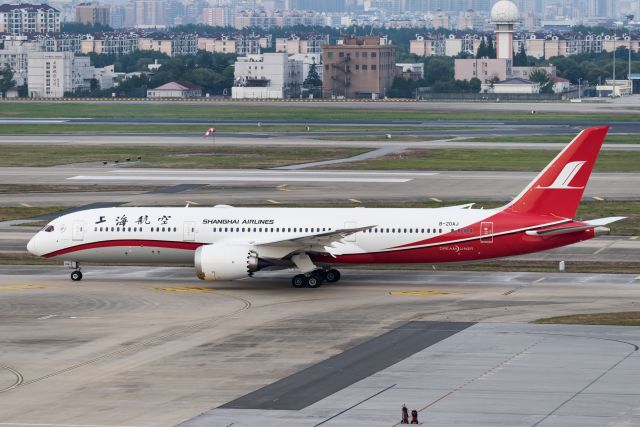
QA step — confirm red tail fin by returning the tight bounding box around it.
[503,126,609,218]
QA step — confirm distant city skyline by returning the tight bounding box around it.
[8,0,640,30]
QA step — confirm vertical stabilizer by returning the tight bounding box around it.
[503,126,609,218]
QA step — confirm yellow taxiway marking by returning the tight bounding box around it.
[0,285,51,291]
[630,236,639,240]
[154,287,214,293]
[277,184,291,192]
[389,290,460,296]
[348,198,362,203]
[592,196,605,201]
[267,199,281,204]
[19,203,33,208]
[430,197,443,203]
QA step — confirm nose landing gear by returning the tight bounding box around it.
[65,261,83,282]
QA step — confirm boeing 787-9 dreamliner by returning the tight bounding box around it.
[27,126,624,288]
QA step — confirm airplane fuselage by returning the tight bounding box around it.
[28,206,594,266]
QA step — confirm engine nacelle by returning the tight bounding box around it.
[195,244,260,281]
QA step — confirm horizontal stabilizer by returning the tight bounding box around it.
[526,217,625,237]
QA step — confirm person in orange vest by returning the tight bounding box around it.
[411,409,419,424]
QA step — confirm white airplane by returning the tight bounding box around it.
[27,126,624,288]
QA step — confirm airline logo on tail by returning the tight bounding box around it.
[538,161,586,189]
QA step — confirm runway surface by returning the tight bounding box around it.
[1,167,638,207]
[1,267,640,426]
[1,132,639,150]
[2,229,638,264]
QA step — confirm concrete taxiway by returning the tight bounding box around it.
[1,167,639,207]
[1,267,640,426]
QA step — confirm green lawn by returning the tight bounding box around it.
[0,206,67,222]
[329,148,640,172]
[0,145,366,168]
[464,135,640,144]
[0,123,458,134]
[0,102,638,122]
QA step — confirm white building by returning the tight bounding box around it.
[27,51,113,98]
[232,53,304,99]
[0,3,61,34]
[596,80,632,97]
[482,77,540,94]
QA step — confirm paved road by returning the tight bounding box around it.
[1,167,638,207]
[7,97,640,113]
[0,266,639,426]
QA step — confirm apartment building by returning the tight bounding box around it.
[138,33,197,57]
[0,3,60,34]
[75,2,110,26]
[275,34,329,54]
[81,33,140,56]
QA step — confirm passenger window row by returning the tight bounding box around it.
[213,227,332,233]
[94,226,178,232]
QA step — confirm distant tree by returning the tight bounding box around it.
[303,61,323,98]
[61,22,113,33]
[529,68,554,93]
[469,77,481,92]
[513,43,528,66]
[486,35,496,59]
[0,65,15,97]
[425,57,454,85]
[476,37,487,58]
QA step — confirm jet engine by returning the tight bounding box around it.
[195,244,263,281]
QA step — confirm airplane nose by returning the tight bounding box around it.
[27,235,38,256]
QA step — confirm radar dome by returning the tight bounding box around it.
[491,0,519,23]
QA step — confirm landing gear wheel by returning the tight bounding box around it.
[292,274,307,288]
[307,273,322,288]
[324,269,341,283]
[71,271,83,281]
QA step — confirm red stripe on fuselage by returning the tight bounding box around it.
[43,239,205,258]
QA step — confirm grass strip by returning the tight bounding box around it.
[534,312,640,326]
[1,102,638,122]
[0,123,460,134]
[325,148,640,172]
[464,135,640,144]
[0,206,67,222]
[0,145,367,168]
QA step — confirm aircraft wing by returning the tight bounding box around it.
[525,217,626,236]
[251,225,376,255]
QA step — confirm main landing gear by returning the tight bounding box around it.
[291,269,341,288]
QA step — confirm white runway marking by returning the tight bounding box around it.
[0,424,147,427]
[109,169,438,177]
[0,119,69,124]
[37,314,56,320]
[69,175,412,183]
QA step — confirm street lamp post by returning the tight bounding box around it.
[613,33,616,97]
[578,77,581,100]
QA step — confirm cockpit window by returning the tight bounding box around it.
[44,225,54,232]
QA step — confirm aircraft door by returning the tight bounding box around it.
[183,221,196,241]
[344,221,357,242]
[72,220,85,241]
[480,222,493,243]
